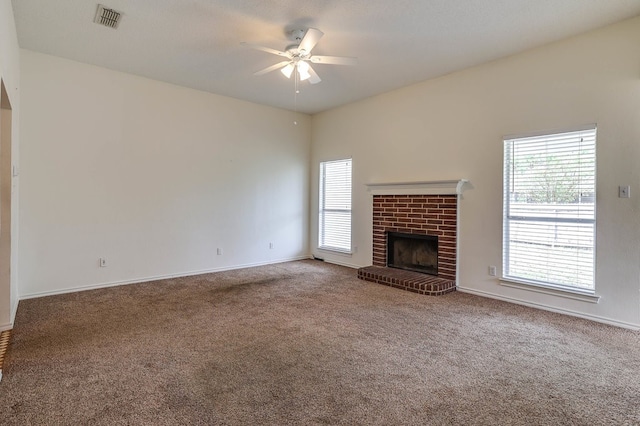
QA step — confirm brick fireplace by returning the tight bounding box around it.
[357,180,466,296]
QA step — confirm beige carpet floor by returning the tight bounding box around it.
[1,260,639,425]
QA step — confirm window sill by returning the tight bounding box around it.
[499,278,600,304]
[317,246,353,256]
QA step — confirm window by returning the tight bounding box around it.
[319,159,352,253]
[503,127,596,292]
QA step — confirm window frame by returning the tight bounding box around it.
[318,158,353,254]
[502,126,597,294]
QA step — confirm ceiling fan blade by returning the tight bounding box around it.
[309,55,358,66]
[298,28,324,54]
[241,42,289,57]
[307,65,321,84]
[254,61,291,76]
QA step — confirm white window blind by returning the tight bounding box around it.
[503,127,596,292]
[319,159,352,253]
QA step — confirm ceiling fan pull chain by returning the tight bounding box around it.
[293,71,299,125]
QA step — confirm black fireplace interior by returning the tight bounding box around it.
[387,232,438,275]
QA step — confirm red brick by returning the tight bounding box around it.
[369,192,459,286]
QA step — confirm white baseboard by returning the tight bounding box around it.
[10,298,19,328]
[318,258,362,269]
[19,255,311,300]
[457,286,640,330]
[1,296,21,331]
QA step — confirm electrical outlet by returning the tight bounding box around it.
[217,248,223,255]
[269,242,274,249]
[619,185,631,198]
[99,258,107,267]
[488,265,497,276]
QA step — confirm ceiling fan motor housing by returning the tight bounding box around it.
[285,44,309,60]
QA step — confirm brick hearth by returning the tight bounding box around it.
[358,190,460,296]
[357,266,456,296]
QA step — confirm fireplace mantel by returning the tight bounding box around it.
[365,179,468,196]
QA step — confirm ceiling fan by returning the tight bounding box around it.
[243,28,357,84]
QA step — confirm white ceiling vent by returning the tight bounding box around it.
[94,4,122,29]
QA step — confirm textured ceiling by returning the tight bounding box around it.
[11,0,640,114]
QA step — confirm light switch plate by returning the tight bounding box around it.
[619,185,630,198]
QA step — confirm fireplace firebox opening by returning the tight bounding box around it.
[387,232,438,276]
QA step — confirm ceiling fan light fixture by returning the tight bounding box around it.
[298,69,311,81]
[297,60,310,73]
[297,60,311,80]
[281,63,294,78]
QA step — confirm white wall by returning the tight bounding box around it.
[19,50,310,297]
[311,16,640,328]
[0,0,20,330]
